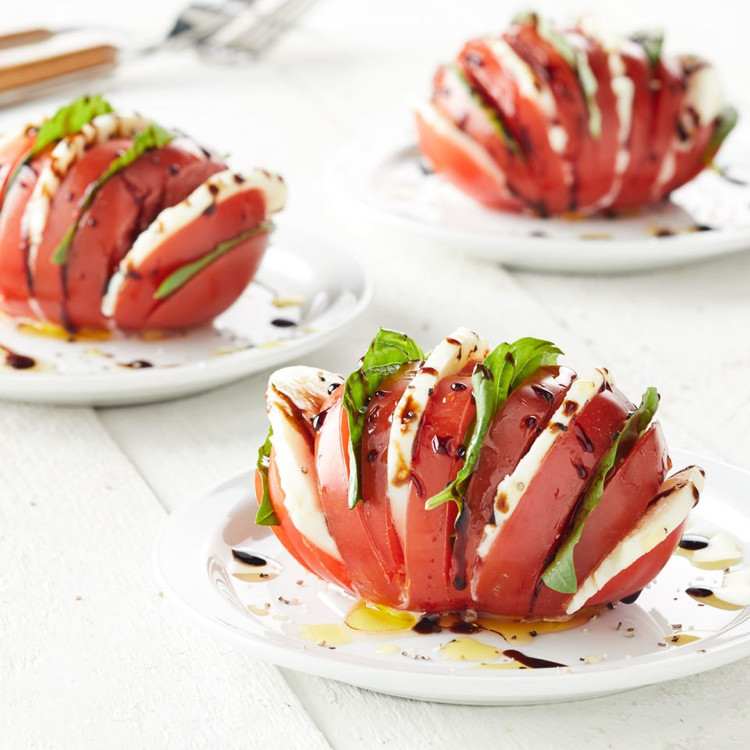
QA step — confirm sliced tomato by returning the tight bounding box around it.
[452,365,575,596]
[472,386,633,617]
[0,130,36,207]
[0,156,48,318]
[458,38,571,214]
[110,187,268,331]
[266,447,352,590]
[30,137,132,325]
[314,387,404,605]
[63,141,224,330]
[404,368,476,612]
[360,376,409,593]
[414,103,525,212]
[532,422,670,617]
[584,522,686,607]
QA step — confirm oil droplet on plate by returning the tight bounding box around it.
[298,623,355,646]
[376,643,401,656]
[247,604,270,617]
[232,570,279,583]
[469,611,592,645]
[440,637,501,662]
[345,600,418,632]
[676,532,743,570]
[668,633,701,646]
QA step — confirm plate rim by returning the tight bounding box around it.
[153,448,750,705]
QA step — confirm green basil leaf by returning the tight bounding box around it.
[704,105,738,164]
[541,387,660,594]
[449,64,521,155]
[343,329,424,509]
[154,221,274,300]
[255,426,279,525]
[31,94,114,156]
[52,122,175,265]
[425,337,562,512]
[630,29,665,70]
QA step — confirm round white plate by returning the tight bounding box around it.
[0,224,371,406]
[154,449,750,705]
[327,117,750,273]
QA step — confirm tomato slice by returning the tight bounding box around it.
[0,130,36,207]
[473,386,633,617]
[458,38,571,214]
[30,138,131,325]
[109,187,268,330]
[360,377,409,592]
[532,422,670,617]
[63,141,224,330]
[414,103,525,212]
[452,365,575,596]
[266,448,352,589]
[404,369,476,612]
[584,522,686,607]
[314,387,404,605]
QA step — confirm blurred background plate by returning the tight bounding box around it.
[327,116,750,274]
[0,223,372,405]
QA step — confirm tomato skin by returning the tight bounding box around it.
[314,388,404,605]
[265,447,352,590]
[473,386,633,617]
[111,188,268,330]
[414,105,524,212]
[584,522,686,607]
[0,131,36,207]
[403,369,476,612]
[64,141,224,330]
[452,366,575,595]
[0,161,40,318]
[532,422,670,617]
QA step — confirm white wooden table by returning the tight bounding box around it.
[2,1,750,747]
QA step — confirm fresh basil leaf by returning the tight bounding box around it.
[343,329,424,509]
[255,426,279,526]
[541,387,660,594]
[704,106,738,164]
[31,94,114,157]
[52,123,174,265]
[154,221,274,300]
[630,29,665,70]
[448,64,521,156]
[425,337,562,512]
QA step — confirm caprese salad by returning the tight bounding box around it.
[255,328,704,619]
[416,13,737,216]
[0,95,286,332]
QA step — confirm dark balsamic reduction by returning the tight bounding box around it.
[574,424,595,453]
[3,350,36,369]
[431,435,453,456]
[271,318,297,328]
[451,382,468,391]
[532,385,554,403]
[311,410,327,431]
[503,649,566,669]
[410,472,425,498]
[327,382,341,395]
[620,589,643,604]
[412,615,442,634]
[686,587,713,598]
[679,533,709,551]
[232,549,267,566]
[524,415,538,429]
[572,462,588,480]
[120,360,153,369]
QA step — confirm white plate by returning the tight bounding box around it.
[154,449,750,705]
[327,117,750,273]
[0,224,371,406]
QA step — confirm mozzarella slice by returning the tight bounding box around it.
[266,366,344,560]
[566,465,705,614]
[101,168,286,317]
[22,113,151,269]
[415,102,515,196]
[476,369,605,560]
[387,327,489,542]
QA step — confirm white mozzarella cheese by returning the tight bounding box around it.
[476,369,605,561]
[101,168,286,317]
[566,465,705,614]
[266,366,344,560]
[386,327,489,542]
